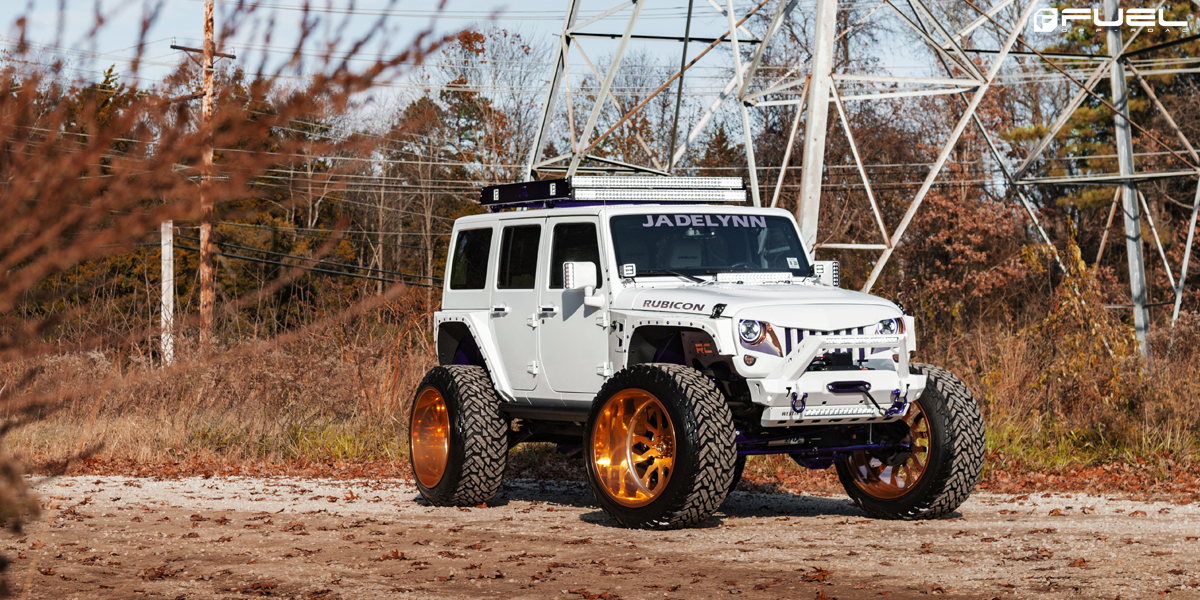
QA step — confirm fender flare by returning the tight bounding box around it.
[433,311,515,402]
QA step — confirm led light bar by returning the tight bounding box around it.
[570,176,744,189]
[573,188,747,202]
[802,406,883,417]
[480,176,747,209]
[715,272,794,284]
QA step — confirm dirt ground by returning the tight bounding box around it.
[4,475,1198,600]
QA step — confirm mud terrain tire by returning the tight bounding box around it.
[835,363,984,520]
[409,365,508,507]
[585,364,737,529]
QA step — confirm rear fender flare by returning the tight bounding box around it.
[434,312,514,402]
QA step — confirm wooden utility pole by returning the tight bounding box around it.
[198,0,216,345]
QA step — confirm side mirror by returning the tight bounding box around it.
[564,262,605,308]
[563,261,597,291]
[813,260,840,287]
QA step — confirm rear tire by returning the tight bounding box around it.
[585,364,737,529]
[408,365,508,507]
[835,363,984,520]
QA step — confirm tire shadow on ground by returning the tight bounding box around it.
[470,479,878,524]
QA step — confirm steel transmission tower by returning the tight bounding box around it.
[524,0,1200,355]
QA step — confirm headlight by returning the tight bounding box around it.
[738,320,781,357]
[875,318,905,335]
[738,319,765,345]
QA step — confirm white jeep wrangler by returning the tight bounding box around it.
[409,176,984,530]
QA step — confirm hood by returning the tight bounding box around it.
[614,283,901,331]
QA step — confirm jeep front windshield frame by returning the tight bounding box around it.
[609,213,811,278]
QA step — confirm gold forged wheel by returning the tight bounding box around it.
[591,388,677,508]
[845,399,931,500]
[410,385,450,489]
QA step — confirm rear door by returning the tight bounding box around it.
[538,217,610,395]
[490,220,545,392]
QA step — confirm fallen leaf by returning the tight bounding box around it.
[802,569,830,583]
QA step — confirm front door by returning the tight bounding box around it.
[490,221,544,392]
[539,217,611,395]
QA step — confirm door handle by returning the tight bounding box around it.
[490,305,510,315]
[539,304,558,315]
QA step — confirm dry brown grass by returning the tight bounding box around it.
[2,300,435,468]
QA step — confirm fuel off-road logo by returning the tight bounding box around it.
[1032,7,1194,32]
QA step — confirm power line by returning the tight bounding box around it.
[176,234,441,281]
[173,243,439,287]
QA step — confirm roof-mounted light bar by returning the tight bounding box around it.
[570,176,745,189]
[479,176,747,209]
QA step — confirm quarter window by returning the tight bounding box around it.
[549,222,602,289]
[448,228,493,290]
[497,225,541,289]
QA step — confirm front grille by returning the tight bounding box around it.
[782,327,867,362]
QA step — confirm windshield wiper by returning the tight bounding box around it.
[637,269,706,284]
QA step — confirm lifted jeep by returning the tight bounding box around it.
[409,176,984,529]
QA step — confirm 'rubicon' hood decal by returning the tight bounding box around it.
[640,299,709,312]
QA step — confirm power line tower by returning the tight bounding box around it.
[525,0,1199,357]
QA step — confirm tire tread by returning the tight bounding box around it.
[411,365,508,507]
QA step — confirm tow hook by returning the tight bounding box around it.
[884,386,909,418]
[790,392,807,414]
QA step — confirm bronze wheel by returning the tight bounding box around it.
[834,363,986,520]
[591,389,676,507]
[584,364,736,529]
[410,386,450,489]
[844,400,930,499]
[408,365,507,507]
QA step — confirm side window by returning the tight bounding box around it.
[497,225,541,289]
[549,222,601,289]
[448,228,493,290]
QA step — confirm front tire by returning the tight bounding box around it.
[585,364,737,529]
[835,363,985,520]
[409,365,508,507]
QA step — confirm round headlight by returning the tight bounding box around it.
[875,318,902,335]
[739,320,765,345]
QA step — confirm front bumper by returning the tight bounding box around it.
[746,334,926,427]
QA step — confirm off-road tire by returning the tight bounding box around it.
[728,454,747,496]
[409,365,508,507]
[835,363,985,520]
[585,364,737,529]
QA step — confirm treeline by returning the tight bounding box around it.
[2,2,1198,350]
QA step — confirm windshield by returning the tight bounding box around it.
[609,213,811,277]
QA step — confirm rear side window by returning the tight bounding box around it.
[549,222,601,289]
[448,228,493,290]
[497,225,541,289]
